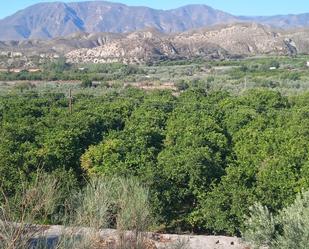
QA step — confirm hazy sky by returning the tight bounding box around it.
[1,0,309,19]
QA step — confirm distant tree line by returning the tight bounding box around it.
[0,60,144,82]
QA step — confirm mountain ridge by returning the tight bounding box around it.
[1,1,309,40]
[3,23,309,67]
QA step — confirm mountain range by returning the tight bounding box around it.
[1,1,309,40]
[3,23,309,67]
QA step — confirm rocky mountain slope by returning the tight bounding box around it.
[0,2,237,40]
[1,23,308,66]
[0,32,122,56]
[65,23,299,64]
[1,1,309,40]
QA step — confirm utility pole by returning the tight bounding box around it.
[68,89,73,114]
[244,76,247,91]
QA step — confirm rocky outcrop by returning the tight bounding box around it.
[66,30,179,64]
[65,23,299,64]
[285,28,309,54]
[173,23,297,56]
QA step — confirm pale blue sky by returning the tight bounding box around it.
[1,0,309,19]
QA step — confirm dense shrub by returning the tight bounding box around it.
[243,190,309,249]
[281,72,301,81]
[175,80,189,91]
[81,78,93,88]
[0,174,153,249]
